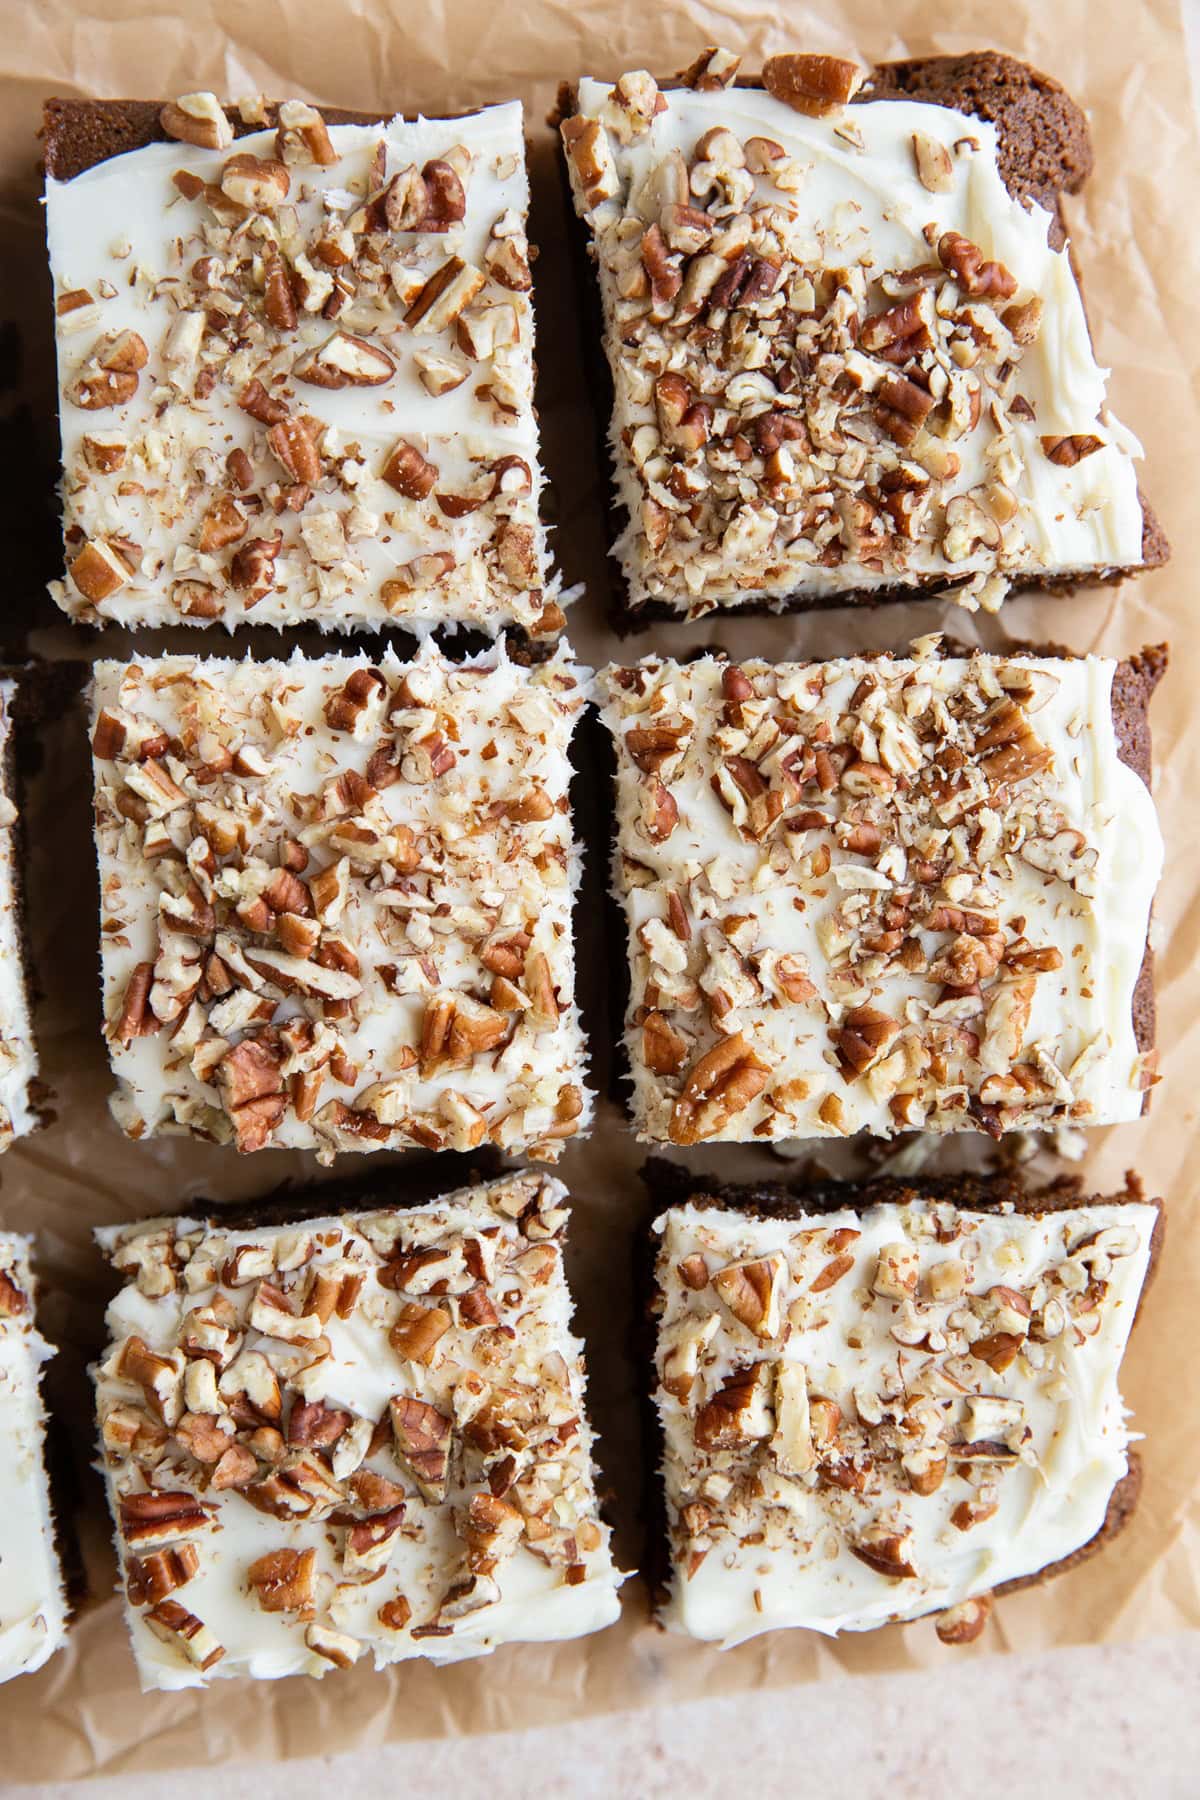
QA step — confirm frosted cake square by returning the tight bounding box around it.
[91,642,590,1158]
[94,1171,622,1688]
[560,51,1164,621]
[45,94,560,636]
[649,1172,1158,1644]
[599,644,1162,1145]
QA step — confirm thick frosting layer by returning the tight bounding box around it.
[600,646,1161,1143]
[0,686,39,1149]
[96,1174,621,1689]
[654,1194,1156,1643]
[567,70,1145,615]
[47,99,560,635]
[0,1235,68,1682]
[92,641,591,1160]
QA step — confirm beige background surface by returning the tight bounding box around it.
[1,0,1198,1787]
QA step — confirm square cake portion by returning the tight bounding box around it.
[95,1171,622,1689]
[599,643,1163,1145]
[649,1172,1159,1643]
[0,683,40,1152]
[0,1235,68,1683]
[45,93,560,637]
[91,641,590,1158]
[560,51,1159,621]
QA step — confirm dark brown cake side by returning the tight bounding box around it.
[554,50,1169,632]
[638,1157,1163,1631]
[865,50,1094,231]
[41,98,480,180]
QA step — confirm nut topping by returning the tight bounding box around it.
[694,1361,774,1450]
[51,99,554,633]
[935,1593,991,1644]
[761,54,864,117]
[669,1033,769,1146]
[295,331,396,388]
[382,441,438,499]
[220,153,290,211]
[602,648,1151,1146]
[653,1190,1155,1644]
[247,1546,317,1613]
[562,57,1142,620]
[95,1175,618,1683]
[92,645,588,1160]
[911,132,955,193]
[677,46,742,90]
[390,1396,452,1501]
[159,93,233,151]
[712,1255,782,1338]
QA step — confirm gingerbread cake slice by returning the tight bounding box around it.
[598,641,1163,1145]
[559,51,1164,624]
[90,641,590,1158]
[0,681,41,1153]
[647,1165,1160,1644]
[0,1235,68,1683]
[94,1170,623,1690]
[44,93,561,637]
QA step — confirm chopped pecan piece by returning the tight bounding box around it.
[641,777,679,843]
[850,1528,918,1579]
[936,231,1017,299]
[833,1005,899,1077]
[389,1302,451,1366]
[390,1395,453,1500]
[144,1597,225,1669]
[0,1268,27,1316]
[694,1362,773,1450]
[345,1505,407,1574]
[935,1594,992,1644]
[382,440,438,499]
[229,531,283,601]
[643,1010,688,1076]
[267,416,321,483]
[712,1255,782,1338]
[1040,433,1105,465]
[119,1488,211,1548]
[463,1491,523,1576]
[159,93,232,152]
[377,1594,413,1631]
[127,1543,200,1606]
[287,1399,352,1449]
[295,331,396,388]
[761,53,863,116]
[677,46,742,89]
[114,961,155,1045]
[669,1033,768,1145]
[247,1546,317,1613]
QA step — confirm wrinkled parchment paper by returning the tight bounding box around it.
[0,0,1196,1777]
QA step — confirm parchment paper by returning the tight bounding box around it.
[0,0,1196,1778]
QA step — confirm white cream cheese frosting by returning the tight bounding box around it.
[0,685,39,1150]
[95,1173,623,1689]
[46,99,561,636]
[91,640,591,1160]
[600,645,1162,1143]
[653,1193,1156,1644]
[0,1235,68,1683]
[566,70,1147,615]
